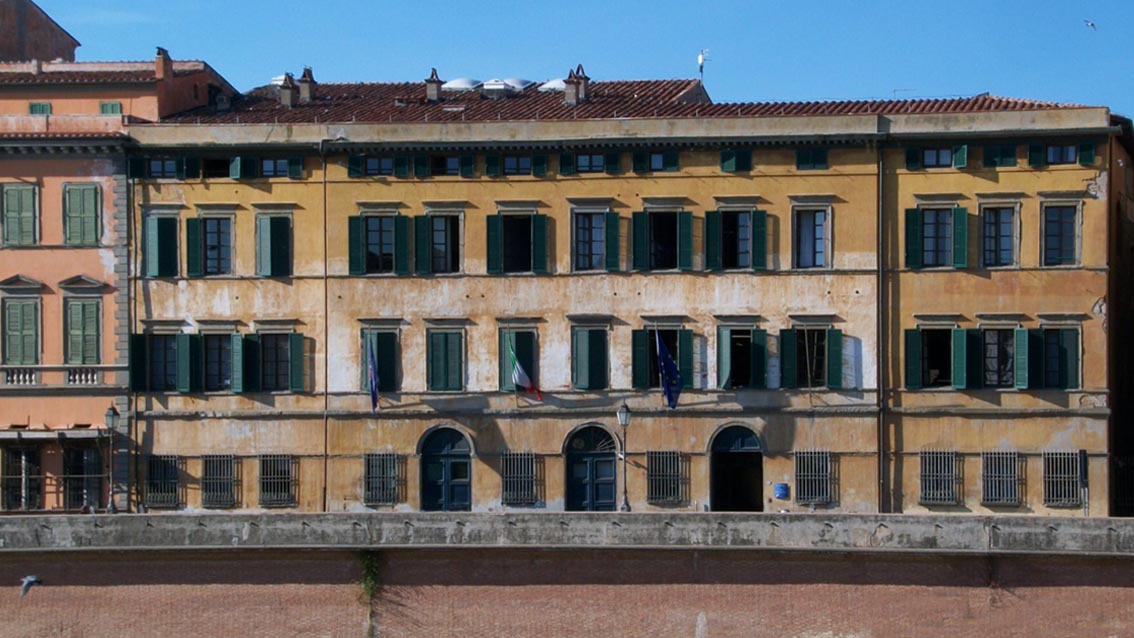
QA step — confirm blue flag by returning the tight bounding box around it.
[656,330,683,409]
[367,339,379,412]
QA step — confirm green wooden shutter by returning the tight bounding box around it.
[663,150,680,172]
[705,211,722,271]
[720,149,737,172]
[604,151,621,174]
[532,153,548,177]
[256,216,272,276]
[572,328,590,390]
[558,152,576,176]
[905,329,922,390]
[632,212,649,271]
[485,154,502,177]
[176,333,193,393]
[243,334,261,392]
[951,328,967,389]
[414,216,430,274]
[1061,329,1079,389]
[4,301,37,365]
[413,156,430,178]
[779,329,797,389]
[393,156,409,178]
[79,185,98,245]
[632,151,648,173]
[1079,143,1096,166]
[677,211,693,271]
[347,155,364,178]
[129,333,148,391]
[76,301,99,364]
[270,217,291,276]
[347,216,364,275]
[174,158,188,180]
[632,329,649,389]
[486,215,502,274]
[229,157,244,179]
[460,154,476,178]
[287,157,303,179]
[1014,328,1029,390]
[428,332,444,390]
[905,148,922,170]
[4,186,35,246]
[717,327,731,388]
[501,331,518,390]
[393,215,410,275]
[64,186,82,245]
[288,333,304,393]
[531,214,548,274]
[750,329,767,389]
[604,211,620,272]
[144,216,160,277]
[184,157,201,179]
[735,149,753,172]
[795,149,808,170]
[678,329,694,389]
[1028,144,1046,167]
[230,333,244,393]
[952,145,967,168]
[374,331,397,392]
[826,328,842,389]
[185,217,203,277]
[18,187,33,245]
[446,333,463,390]
[952,207,968,268]
[752,210,768,271]
[905,209,923,269]
[814,148,828,170]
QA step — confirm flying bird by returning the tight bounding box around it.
[1084,20,1097,30]
[19,575,41,597]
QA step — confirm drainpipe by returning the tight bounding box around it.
[876,140,887,513]
[320,142,330,513]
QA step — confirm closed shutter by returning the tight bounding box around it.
[460,154,476,178]
[779,329,797,389]
[531,214,548,274]
[288,333,304,393]
[663,150,679,172]
[631,329,649,389]
[446,333,462,391]
[558,152,576,176]
[632,212,649,271]
[287,157,304,179]
[4,186,35,246]
[905,209,922,269]
[750,329,767,389]
[129,333,149,391]
[826,329,842,389]
[905,329,922,390]
[393,215,410,275]
[952,207,968,268]
[413,156,429,178]
[604,211,620,272]
[66,301,99,365]
[951,328,967,389]
[64,185,98,246]
[1079,143,1095,166]
[414,216,430,274]
[705,211,722,271]
[485,154,502,177]
[751,210,768,271]
[393,156,410,178]
[486,215,502,274]
[532,153,548,177]
[632,151,648,173]
[185,217,203,277]
[1014,328,1029,390]
[678,329,694,389]
[677,211,693,271]
[905,148,922,170]
[347,216,364,275]
[4,301,37,365]
[347,155,364,178]
[604,151,621,174]
[1028,144,1046,167]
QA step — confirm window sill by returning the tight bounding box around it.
[1039,264,1082,270]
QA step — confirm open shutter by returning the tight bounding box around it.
[256,216,272,276]
[717,327,732,389]
[905,209,922,269]
[229,157,245,179]
[393,215,410,275]
[230,333,244,393]
[752,210,768,271]
[678,329,694,389]
[287,157,303,179]
[175,158,188,180]
[243,334,260,392]
[779,329,798,389]
[531,214,548,274]
[632,329,649,389]
[677,211,693,271]
[1079,143,1096,166]
[176,333,192,393]
[952,207,968,268]
[750,329,767,389]
[144,216,160,277]
[1014,328,1029,390]
[347,155,364,178]
[604,151,621,174]
[604,211,620,271]
[486,215,502,274]
[558,152,576,176]
[413,156,429,178]
[1061,329,1079,389]
[632,212,649,271]
[375,331,397,392]
[288,333,304,393]
[532,153,548,177]
[460,154,476,178]
[952,145,968,168]
[393,156,409,178]
[573,328,590,390]
[951,328,967,389]
[1028,144,1046,167]
[270,216,291,276]
[826,328,842,389]
[414,216,430,274]
[485,154,502,177]
[129,333,148,391]
[705,211,722,271]
[720,149,737,172]
[185,217,203,277]
[347,216,364,275]
[905,329,922,390]
[632,151,648,173]
[663,150,679,172]
[905,147,922,170]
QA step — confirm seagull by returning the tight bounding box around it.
[19,575,41,597]
[1084,19,1097,30]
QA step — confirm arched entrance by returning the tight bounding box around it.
[564,426,617,511]
[420,428,471,511]
[710,426,763,512]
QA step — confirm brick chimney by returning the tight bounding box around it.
[425,68,443,102]
[574,64,590,102]
[564,69,580,106]
[298,67,316,103]
[279,73,298,108]
[155,47,172,80]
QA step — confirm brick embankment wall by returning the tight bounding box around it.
[2,549,1134,637]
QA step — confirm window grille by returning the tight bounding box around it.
[500,451,537,506]
[1043,451,1083,507]
[202,455,237,509]
[1,448,43,511]
[646,451,686,505]
[919,450,961,505]
[62,447,103,510]
[145,455,180,508]
[981,451,1023,506]
[364,453,401,506]
[795,450,833,505]
[258,454,297,507]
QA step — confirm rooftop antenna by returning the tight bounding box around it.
[698,49,710,81]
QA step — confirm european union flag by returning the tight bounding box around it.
[367,339,380,412]
[656,330,683,409]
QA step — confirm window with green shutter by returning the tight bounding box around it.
[1041,328,1080,389]
[361,330,398,392]
[256,216,292,277]
[3,185,37,246]
[720,148,752,172]
[717,327,766,389]
[982,144,1018,168]
[632,211,692,271]
[572,327,608,390]
[427,330,463,391]
[99,102,122,115]
[350,215,409,275]
[3,299,39,365]
[144,215,178,278]
[795,148,829,170]
[64,299,99,365]
[499,329,537,391]
[491,213,546,274]
[780,327,834,389]
[63,184,99,246]
[28,102,51,115]
[631,327,693,390]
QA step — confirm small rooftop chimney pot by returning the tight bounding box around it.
[298,67,316,103]
[279,73,298,108]
[155,47,172,80]
[425,68,444,102]
[563,69,581,106]
[574,64,590,102]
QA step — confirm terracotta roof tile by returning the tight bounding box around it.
[0,69,198,86]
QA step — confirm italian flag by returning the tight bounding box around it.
[509,341,543,401]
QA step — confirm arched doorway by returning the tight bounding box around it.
[710,426,763,512]
[564,426,617,511]
[420,428,471,511]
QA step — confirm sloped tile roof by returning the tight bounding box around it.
[0,69,198,85]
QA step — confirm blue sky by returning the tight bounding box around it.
[41,0,1134,115]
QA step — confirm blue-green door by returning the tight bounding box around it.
[420,429,471,511]
[565,426,617,512]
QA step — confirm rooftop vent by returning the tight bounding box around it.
[538,78,566,92]
[481,78,529,99]
[442,77,482,91]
